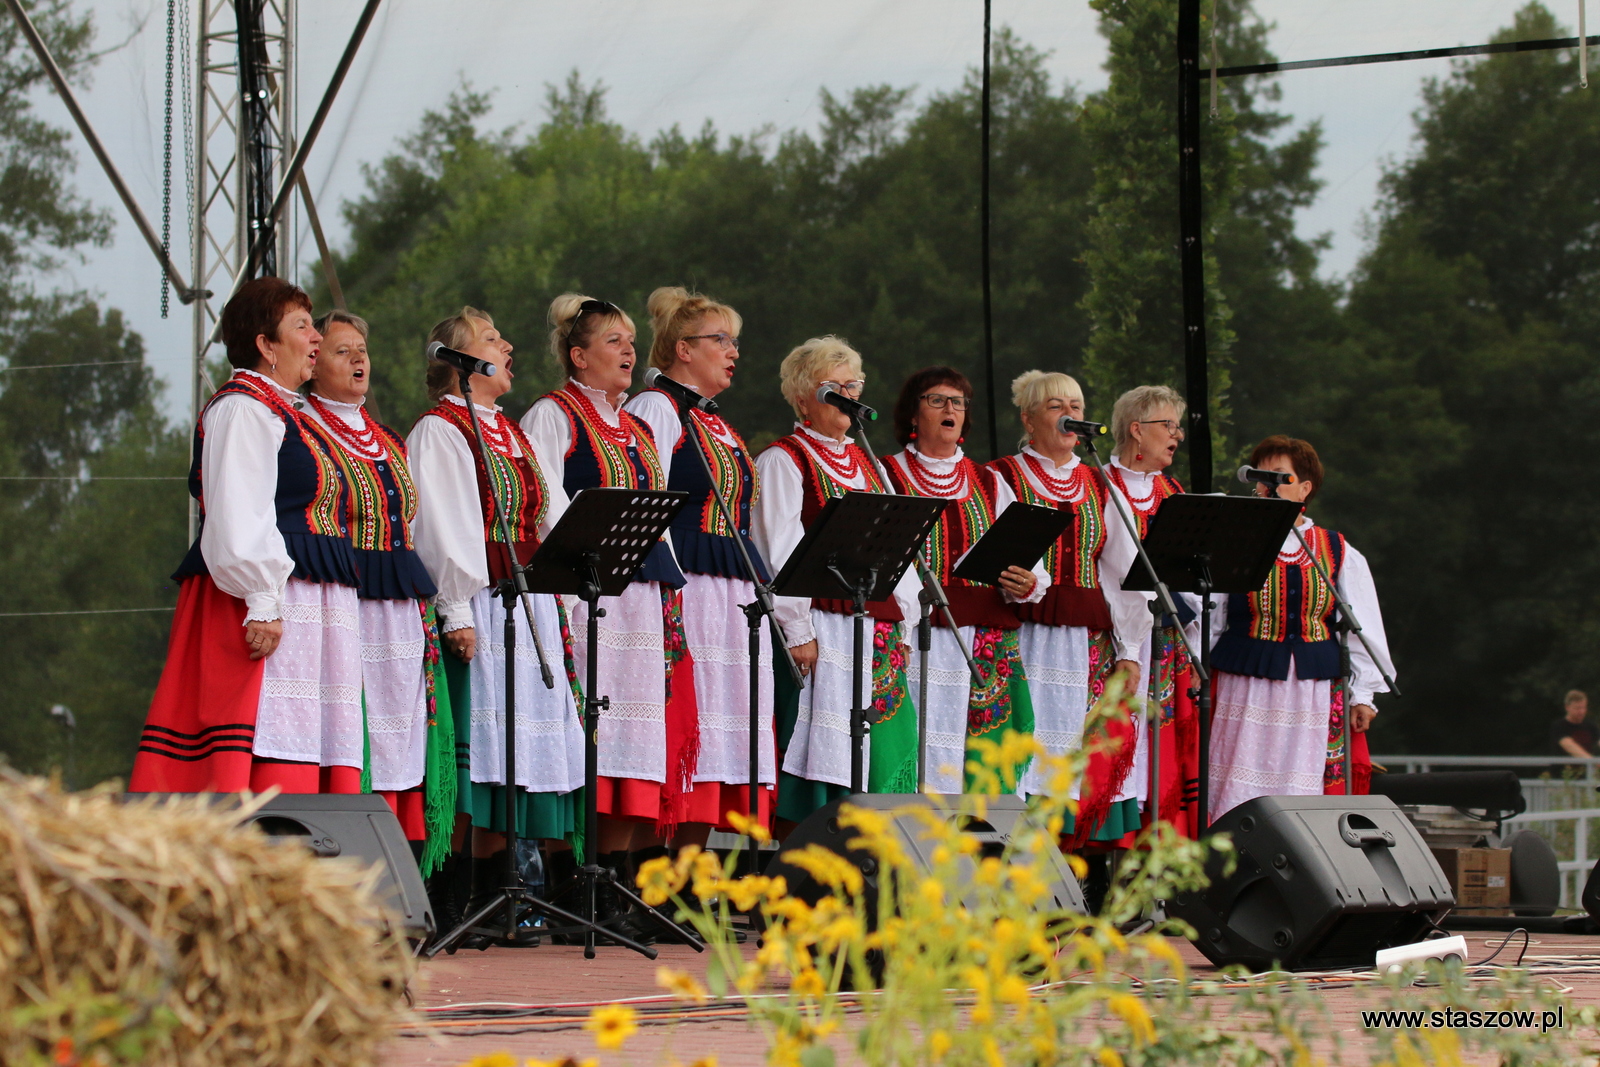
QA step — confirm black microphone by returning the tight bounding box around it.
[643,366,719,414]
[1057,416,1108,438]
[426,340,497,378]
[1237,464,1297,487]
[816,382,877,421]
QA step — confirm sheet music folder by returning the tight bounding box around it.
[520,487,688,598]
[950,502,1073,586]
[1120,493,1302,595]
[770,490,946,603]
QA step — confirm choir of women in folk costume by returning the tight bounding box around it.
[624,288,775,834]
[1207,436,1394,817]
[407,308,584,922]
[1098,385,1202,839]
[988,371,1141,847]
[133,278,367,797]
[884,367,1048,794]
[301,310,454,872]
[520,294,696,879]
[750,337,923,824]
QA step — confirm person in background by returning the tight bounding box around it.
[408,307,583,940]
[1097,384,1199,838]
[303,310,452,881]
[626,287,774,837]
[132,277,363,796]
[884,366,1047,793]
[1207,435,1394,816]
[987,370,1140,850]
[1552,690,1595,758]
[521,293,691,943]
[751,337,921,828]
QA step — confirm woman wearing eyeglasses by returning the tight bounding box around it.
[884,367,1048,794]
[751,336,922,826]
[1098,384,1200,838]
[1207,436,1394,816]
[624,287,774,836]
[987,371,1140,847]
[521,294,691,926]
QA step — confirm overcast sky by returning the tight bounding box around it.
[23,0,1561,416]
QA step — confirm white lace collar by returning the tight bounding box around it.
[906,442,964,471]
[236,368,304,404]
[1022,444,1080,474]
[568,376,626,420]
[444,393,502,417]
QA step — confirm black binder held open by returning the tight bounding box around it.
[951,502,1073,586]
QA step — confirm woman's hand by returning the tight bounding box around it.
[1351,704,1377,733]
[1114,658,1142,694]
[997,565,1037,599]
[445,627,477,663]
[791,640,819,681]
[245,619,283,661]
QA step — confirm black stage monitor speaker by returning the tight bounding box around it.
[127,793,432,938]
[1506,829,1561,918]
[1367,771,1525,821]
[764,793,1087,917]
[1168,795,1454,972]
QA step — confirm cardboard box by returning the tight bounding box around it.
[1431,847,1512,910]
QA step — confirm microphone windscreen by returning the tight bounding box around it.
[426,340,443,360]
[1236,464,1252,484]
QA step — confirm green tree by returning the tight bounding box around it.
[0,299,187,783]
[1080,0,1333,485]
[1267,3,1600,754]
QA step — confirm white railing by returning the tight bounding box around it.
[1374,754,1599,908]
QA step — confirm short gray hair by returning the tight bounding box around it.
[1110,385,1186,449]
[313,309,369,338]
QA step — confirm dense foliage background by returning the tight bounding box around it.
[2,0,1595,780]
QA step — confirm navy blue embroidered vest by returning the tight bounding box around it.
[1212,525,1346,681]
[174,375,358,587]
[542,386,685,589]
[647,390,769,582]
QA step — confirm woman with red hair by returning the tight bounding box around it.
[1207,435,1394,815]
[132,277,364,795]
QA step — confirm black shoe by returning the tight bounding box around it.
[424,850,475,954]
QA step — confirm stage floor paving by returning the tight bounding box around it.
[383,930,1600,1066]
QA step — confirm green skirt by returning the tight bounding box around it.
[444,652,578,841]
[1061,797,1143,843]
[774,620,920,824]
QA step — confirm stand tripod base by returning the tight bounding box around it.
[423,887,606,958]
[542,864,705,958]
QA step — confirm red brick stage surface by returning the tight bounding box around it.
[384,931,1600,1066]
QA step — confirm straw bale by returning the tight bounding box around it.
[0,771,413,1066]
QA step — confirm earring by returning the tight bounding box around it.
[909,428,918,440]
[958,435,965,444]
[1135,453,1143,462]
[803,418,812,427]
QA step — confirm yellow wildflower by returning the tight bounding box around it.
[929,1030,953,1062]
[1097,1047,1125,1067]
[1067,853,1089,880]
[656,965,709,1003]
[1107,993,1155,1046]
[725,809,772,842]
[462,1056,517,1067]
[583,1004,637,1050]
[791,967,826,997]
[997,973,1031,1006]
[780,843,864,895]
[1141,934,1187,978]
[636,853,682,906]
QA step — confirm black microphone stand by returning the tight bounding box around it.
[658,381,803,867]
[425,368,624,958]
[1286,518,1400,796]
[848,417,982,788]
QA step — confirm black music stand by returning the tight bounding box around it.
[1121,493,1301,830]
[770,491,946,793]
[523,486,703,960]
